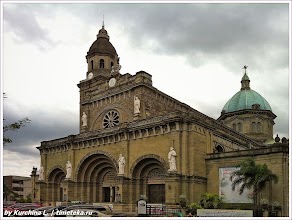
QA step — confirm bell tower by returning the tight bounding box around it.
[78,23,122,133]
[85,22,120,80]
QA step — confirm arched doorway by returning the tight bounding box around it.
[132,157,167,204]
[147,168,165,203]
[76,152,118,203]
[47,167,66,202]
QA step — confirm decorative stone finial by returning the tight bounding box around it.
[281,137,287,144]
[275,134,280,143]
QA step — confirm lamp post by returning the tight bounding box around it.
[30,167,37,202]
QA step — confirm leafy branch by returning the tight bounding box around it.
[3,93,31,145]
[3,117,31,145]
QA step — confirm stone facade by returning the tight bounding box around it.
[218,70,276,144]
[219,110,275,143]
[34,25,289,216]
[206,143,289,215]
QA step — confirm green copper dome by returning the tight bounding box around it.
[222,89,272,113]
[222,69,272,113]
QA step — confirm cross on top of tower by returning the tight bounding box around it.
[242,65,248,74]
[102,15,105,28]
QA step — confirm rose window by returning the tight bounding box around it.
[103,110,120,128]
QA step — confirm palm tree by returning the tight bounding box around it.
[230,158,278,213]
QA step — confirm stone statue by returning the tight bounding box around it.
[168,147,177,171]
[134,96,141,115]
[118,154,125,175]
[115,63,121,72]
[111,64,121,74]
[38,165,44,181]
[111,65,115,74]
[65,161,72,179]
[81,112,87,127]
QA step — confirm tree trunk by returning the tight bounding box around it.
[253,187,258,216]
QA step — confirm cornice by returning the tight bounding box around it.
[218,109,277,121]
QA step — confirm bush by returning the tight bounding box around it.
[199,193,223,209]
[178,194,187,208]
[187,203,202,216]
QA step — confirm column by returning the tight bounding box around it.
[110,187,114,202]
[63,179,75,202]
[165,173,180,205]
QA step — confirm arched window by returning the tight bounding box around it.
[232,123,236,130]
[252,122,256,132]
[91,60,94,70]
[237,123,242,132]
[257,122,261,133]
[216,145,224,152]
[99,59,105,69]
[252,104,260,110]
[111,62,114,67]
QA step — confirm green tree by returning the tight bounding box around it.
[3,184,19,201]
[230,158,278,211]
[25,194,32,203]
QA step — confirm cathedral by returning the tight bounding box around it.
[33,24,289,216]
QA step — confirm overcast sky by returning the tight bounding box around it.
[1,2,290,177]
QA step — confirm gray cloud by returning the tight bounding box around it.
[3,103,79,157]
[52,3,289,72]
[4,3,288,69]
[120,3,288,70]
[3,4,58,50]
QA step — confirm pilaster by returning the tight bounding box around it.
[165,173,180,205]
[62,179,75,202]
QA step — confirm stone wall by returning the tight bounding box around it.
[205,144,289,216]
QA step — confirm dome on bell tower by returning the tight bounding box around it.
[85,23,120,79]
[86,24,118,59]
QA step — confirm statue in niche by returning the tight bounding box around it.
[118,154,125,175]
[134,96,141,115]
[168,147,177,172]
[81,112,87,127]
[65,161,72,179]
[38,165,44,181]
